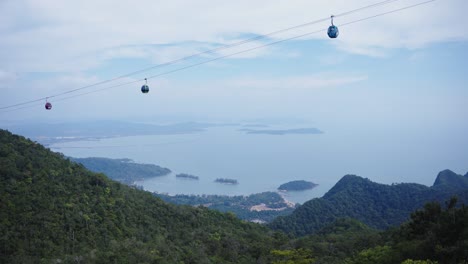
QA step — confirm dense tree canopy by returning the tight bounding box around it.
[0,130,285,263]
[1,129,466,263]
[156,192,296,223]
[270,174,468,236]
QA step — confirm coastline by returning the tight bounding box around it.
[276,191,297,207]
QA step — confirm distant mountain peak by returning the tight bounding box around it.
[323,174,372,198]
[434,169,461,184]
[270,170,468,236]
[339,174,368,182]
[438,169,457,175]
[433,169,468,190]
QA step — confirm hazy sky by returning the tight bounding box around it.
[0,0,467,126]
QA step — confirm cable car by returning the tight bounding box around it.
[327,15,339,39]
[141,78,149,93]
[45,102,52,110]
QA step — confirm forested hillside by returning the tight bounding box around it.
[282,198,468,263]
[1,129,466,263]
[72,158,296,223]
[156,192,296,223]
[432,169,468,192]
[270,173,468,236]
[71,157,171,184]
[0,130,285,263]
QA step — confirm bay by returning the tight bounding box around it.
[49,124,468,204]
[50,126,331,204]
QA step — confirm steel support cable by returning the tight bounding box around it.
[0,0,405,110]
[0,0,438,114]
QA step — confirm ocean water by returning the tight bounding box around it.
[49,125,468,204]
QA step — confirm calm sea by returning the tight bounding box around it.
[49,125,467,204]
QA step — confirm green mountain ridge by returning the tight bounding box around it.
[71,152,468,239]
[2,128,467,263]
[432,169,468,191]
[269,173,468,236]
[0,129,283,263]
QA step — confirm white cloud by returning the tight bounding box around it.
[151,73,370,120]
[0,70,17,83]
[227,74,368,90]
[0,0,466,122]
[331,0,468,54]
[0,0,466,73]
[336,44,387,58]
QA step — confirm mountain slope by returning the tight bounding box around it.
[269,174,468,236]
[0,130,282,263]
[432,169,468,191]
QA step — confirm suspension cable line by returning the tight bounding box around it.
[0,0,438,113]
[0,0,406,111]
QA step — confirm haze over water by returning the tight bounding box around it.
[50,122,468,204]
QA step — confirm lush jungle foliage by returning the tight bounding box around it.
[276,198,468,263]
[270,173,468,236]
[156,192,296,223]
[1,129,467,263]
[432,169,468,192]
[73,158,295,223]
[0,130,286,263]
[344,197,468,264]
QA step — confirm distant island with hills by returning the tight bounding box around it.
[3,121,326,147]
[215,178,238,184]
[4,121,238,146]
[278,180,318,191]
[71,157,171,184]
[176,173,199,180]
[240,127,323,135]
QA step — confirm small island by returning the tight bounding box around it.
[176,173,199,180]
[240,128,323,135]
[278,180,318,191]
[215,178,238,185]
